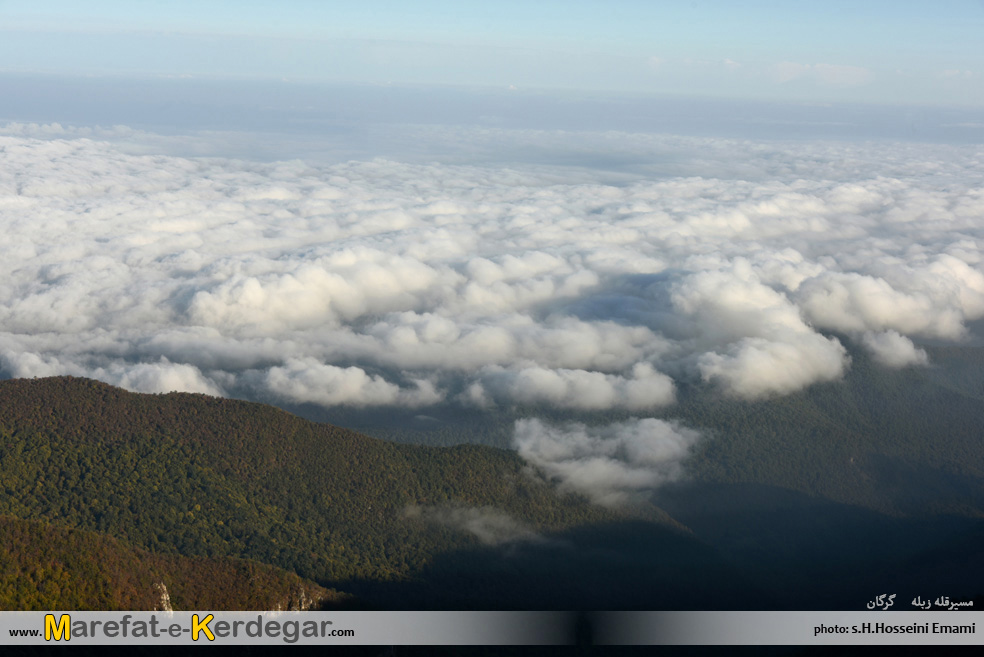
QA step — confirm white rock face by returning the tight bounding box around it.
[153,581,173,612]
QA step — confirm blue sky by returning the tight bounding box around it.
[2,0,983,106]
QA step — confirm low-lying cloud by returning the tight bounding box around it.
[405,505,550,546]
[514,418,702,506]
[463,362,675,410]
[1,127,982,415]
[861,330,929,368]
[264,358,442,408]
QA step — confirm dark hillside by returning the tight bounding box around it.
[679,344,984,516]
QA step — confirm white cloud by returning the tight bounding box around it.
[263,358,442,407]
[0,351,222,395]
[96,358,225,396]
[463,362,676,410]
[1,350,81,379]
[670,261,849,398]
[861,330,929,368]
[513,418,702,506]
[797,271,972,340]
[697,333,848,399]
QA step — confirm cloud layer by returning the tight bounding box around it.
[1,128,982,415]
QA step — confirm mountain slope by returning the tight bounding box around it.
[0,376,631,605]
[0,515,342,610]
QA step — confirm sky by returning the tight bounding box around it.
[2,2,984,504]
[1,0,983,106]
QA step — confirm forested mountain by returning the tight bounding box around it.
[2,376,709,610]
[0,515,341,610]
[2,365,982,611]
[677,344,984,517]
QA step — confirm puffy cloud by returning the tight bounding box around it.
[697,333,848,400]
[861,330,929,368]
[513,418,702,506]
[464,363,675,411]
[670,261,849,398]
[263,358,442,408]
[797,270,973,340]
[0,128,982,414]
[186,248,453,334]
[96,358,225,396]
[1,350,81,379]
[0,351,222,395]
